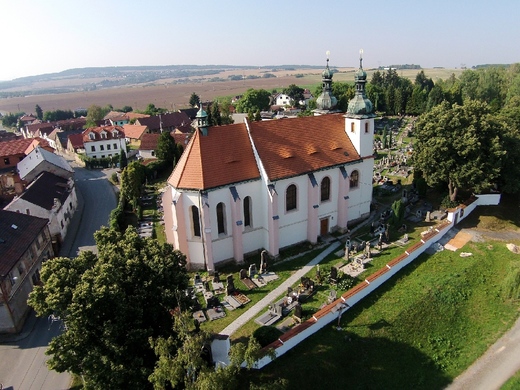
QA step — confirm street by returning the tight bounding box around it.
[0,162,117,389]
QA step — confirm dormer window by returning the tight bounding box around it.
[101,132,107,139]
[112,130,118,137]
[89,133,95,140]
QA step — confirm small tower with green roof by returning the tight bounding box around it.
[345,49,375,157]
[196,100,209,136]
[314,51,339,115]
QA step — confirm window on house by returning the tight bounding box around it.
[286,184,297,212]
[9,272,16,286]
[113,143,118,149]
[350,170,359,188]
[351,122,355,133]
[101,155,105,158]
[31,268,41,285]
[91,146,96,152]
[244,196,252,227]
[107,144,111,150]
[101,132,107,139]
[100,145,104,151]
[4,157,10,165]
[365,122,369,133]
[321,177,331,202]
[89,133,95,140]
[17,262,25,277]
[26,208,30,215]
[191,206,201,237]
[216,202,226,235]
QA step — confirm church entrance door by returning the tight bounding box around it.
[320,217,329,237]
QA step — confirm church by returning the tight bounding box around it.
[162,54,375,271]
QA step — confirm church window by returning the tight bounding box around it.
[191,206,201,237]
[321,177,331,202]
[365,122,369,133]
[244,196,252,227]
[286,184,297,212]
[351,122,355,133]
[216,203,226,235]
[350,170,359,189]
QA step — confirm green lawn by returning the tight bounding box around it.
[240,239,520,389]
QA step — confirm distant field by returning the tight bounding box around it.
[0,67,464,114]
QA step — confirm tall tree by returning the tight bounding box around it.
[210,102,222,126]
[156,131,177,164]
[119,150,128,169]
[413,100,505,201]
[120,161,146,208]
[189,92,200,108]
[85,104,105,128]
[282,84,305,107]
[28,227,189,390]
[35,104,43,120]
[236,88,271,113]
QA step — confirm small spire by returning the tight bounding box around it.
[359,48,364,69]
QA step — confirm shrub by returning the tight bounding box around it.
[252,326,283,348]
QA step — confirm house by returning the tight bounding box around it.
[138,133,160,160]
[67,133,85,154]
[123,124,148,143]
[17,146,74,183]
[19,115,38,126]
[21,122,54,139]
[163,57,375,271]
[0,210,54,333]
[0,138,53,171]
[104,111,130,126]
[4,171,78,250]
[273,93,292,107]
[136,112,192,134]
[82,125,127,159]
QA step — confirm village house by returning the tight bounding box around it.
[17,146,74,183]
[0,210,54,333]
[136,112,192,134]
[163,56,375,271]
[138,133,160,160]
[82,125,127,159]
[0,138,53,171]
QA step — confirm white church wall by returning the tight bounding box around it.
[276,175,309,248]
[314,169,340,230]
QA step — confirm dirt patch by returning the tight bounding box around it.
[445,231,474,251]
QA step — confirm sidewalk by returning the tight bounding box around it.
[220,241,341,336]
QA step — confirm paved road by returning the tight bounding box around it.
[446,315,520,390]
[0,162,117,389]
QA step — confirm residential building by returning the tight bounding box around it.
[0,138,53,171]
[4,172,78,251]
[163,56,375,271]
[136,112,192,134]
[138,133,160,160]
[82,125,127,159]
[0,210,53,333]
[17,146,73,183]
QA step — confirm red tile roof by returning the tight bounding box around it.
[249,114,360,181]
[0,138,52,157]
[123,124,148,140]
[137,112,192,133]
[82,125,125,143]
[68,133,84,149]
[140,133,160,151]
[168,124,260,190]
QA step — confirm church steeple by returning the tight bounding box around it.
[196,100,209,136]
[346,49,374,118]
[314,51,338,114]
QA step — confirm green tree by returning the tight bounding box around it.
[210,102,222,126]
[189,92,200,108]
[413,100,505,201]
[35,104,43,120]
[120,161,146,208]
[236,88,271,113]
[28,227,189,390]
[120,105,133,113]
[282,84,305,107]
[119,150,128,169]
[85,104,105,128]
[156,131,176,164]
[391,199,405,228]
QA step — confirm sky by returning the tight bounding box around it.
[1,0,519,81]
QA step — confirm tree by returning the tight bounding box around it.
[35,104,43,120]
[413,100,505,201]
[210,102,222,126]
[119,150,128,169]
[28,227,189,390]
[282,84,304,107]
[236,88,271,113]
[85,104,105,128]
[120,161,146,208]
[120,105,133,113]
[391,199,405,228]
[189,92,200,108]
[156,131,176,164]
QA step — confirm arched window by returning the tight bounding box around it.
[320,177,331,202]
[191,206,201,237]
[350,170,359,189]
[286,184,297,212]
[216,202,226,235]
[244,196,252,227]
[351,122,355,133]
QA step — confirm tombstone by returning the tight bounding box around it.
[315,265,321,282]
[294,303,303,321]
[328,289,337,304]
[378,233,383,251]
[385,227,390,243]
[204,280,210,292]
[403,233,409,243]
[248,263,257,278]
[365,241,371,259]
[329,267,338,284]
[213,271,220,283]
[194,273,202,285]
[260,250,268,273]
[226,275,235,295]
[425,211,431,222]
[344,244,350,261]
[239,269,248,280]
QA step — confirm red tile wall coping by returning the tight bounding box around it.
[261,219,455,354]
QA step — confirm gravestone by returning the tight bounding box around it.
[213,271,220,283]
[226,275,235,295]
[329,267,338,284]
[248,264,257,278]
[294,303,303,321]
[239,269,248,280]
[365,241,371,259]
[204,280,210,292]
[260,250,268,273]
[343,240,350,261]
[328,289,337,304]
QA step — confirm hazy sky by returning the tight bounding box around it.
[2,0,519,81]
